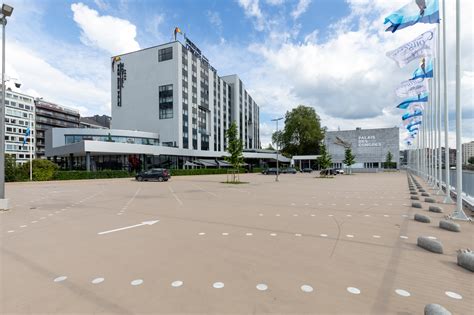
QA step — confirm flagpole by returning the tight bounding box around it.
[451,0,469,220]
[429,82,433,186]
[442,0,453,203]
[29,111,32,181]
[432,63,438,190]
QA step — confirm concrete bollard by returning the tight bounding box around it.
[457,250,474,272]
[411,196,419,200]
[417,236,444,254]
[419,189,426,192]
[421,192,430,197]
[410,191,418,195]
[424,304,452,315]
[425,198,436,203]
[428,206,443,213]
[439,220,461,232]
[414,213,431,223]
[412,202,422,208]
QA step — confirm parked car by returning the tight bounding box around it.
[302,168,313,173]
[262,168,279,175]
[335,169,345,174]
[285,167,297,174]
[136,168,170,182]
[320,168,337,176]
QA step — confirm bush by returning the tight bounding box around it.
[170,168,262,176]
[21,159,59,181]
[53,170,133,180]
[5,154,20,182]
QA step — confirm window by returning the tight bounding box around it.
[158,47,173,62]
[159,84,173,119]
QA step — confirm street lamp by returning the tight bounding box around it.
[1,3,13,210]
[271,117,283,182]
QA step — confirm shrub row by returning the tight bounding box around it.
[170,168,262,176]
[53,170,133,180]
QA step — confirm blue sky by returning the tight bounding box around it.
[2,0,473,147]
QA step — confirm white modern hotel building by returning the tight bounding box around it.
[46,38,288,170]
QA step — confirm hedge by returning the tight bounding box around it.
[53,170,133,180]
[170,168,263,176]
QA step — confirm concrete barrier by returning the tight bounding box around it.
[412,202,422,208]
[419,189,426,192]
[417,236,444,254]
[424,304,452,315]
[425,198,436,203]
[457,250,474,272]
[439,220,461,232]
[429,206,443,213]
[415,213,431,223]
[410,191,418,195]
[421,192,430,197]
[411,196,419,200]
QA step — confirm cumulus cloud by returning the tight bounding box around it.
[291,0,311,19]
[237,0,265,31]
[71,2,140,56]
[207,10,223,31]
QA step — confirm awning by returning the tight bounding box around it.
[217,160,232,167]
[184,161,200,167]
[196,159,218,167]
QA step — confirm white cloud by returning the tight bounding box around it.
[291,0,311,19]
[94,0,109,10]
[265,0,285,5]
[207,10,223,31]
[71,2,140,56]
[237,0,265,31]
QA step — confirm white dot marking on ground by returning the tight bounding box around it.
[213,282,224,289]
[301,285,314,293]
[259,213,264,216]
[304,203,309,206]
[256,283,268,291]
[346,234,354,238]
[328,214,334,217]
[246,233,253,236]
[395,289,411,297]
[373,235,381,238]
[270,233,277,236]
[445,291,462,299]
[400,236,408,239]
[346,204,350,206]
[276,214,280,217]
[54,276,67,282]
[222,232,229,236]
[31,221,38,224]
[295,233,302,237]
[346,214,352,217]
[311,214,316,217]
[293,214,298,217]
[20,225,27,228]
[331,204,336,206]
[40,217,46,220]
[402,214,408,217]
[383,214,390,217]
[364,214,371,217]
[48,214,53,216]
[320,234,328,237]
[171,280,183,287]
[291,203,296,206]
[198,232,206,236]
[347,287,361,294]
[360,204,365,206]
[131,279,143,286]
[117,213,123,215]
[92,277,105,284]
[7,230,15,233]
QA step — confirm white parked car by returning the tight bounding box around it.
[336,169,345,174]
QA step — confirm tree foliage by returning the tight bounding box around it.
[318,143,332,176]
[384,151,396,169]
[468,156,474,165]
[225,121,244,182]
[272,105,325,156]
[343,147,356,174]
[21,159,59,181]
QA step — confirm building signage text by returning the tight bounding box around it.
[358,135,382,147]
[116,62,126,107]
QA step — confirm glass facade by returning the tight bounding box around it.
[159,84,173,119]
[65,134,160,146]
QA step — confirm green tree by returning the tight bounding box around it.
[225,121,244,182]
[318,143,332,177]
[272,105,325,156]
[343,147,356,174]
[21,159,59,181]
[5,154,18,182]
[385,151,394,169]
[468,156,474,165]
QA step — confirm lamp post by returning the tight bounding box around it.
[0,3,13,210]
[271,117,283,182]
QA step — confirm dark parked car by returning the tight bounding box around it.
[302,168,313,173]
[285,167,297,174]
[262,168,278,175]
[320,168,337,176]
[136,168,170,182]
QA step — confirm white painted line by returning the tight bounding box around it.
[295,233,302,237]
[168,186,183,206]
[346,214,352,217]
[222,232,229,236]
[7,230,14,233]
[364,214,371,217]
[311,214,316,217]
[372,235,381,238]
[276,214,280,217]
[400,236,408,239]
[198,232,206,236]
[256,283,268,291]
[293,214,298,217]
[171,280,183,287]
[402,214,408,217]
[92,277,104,284]
[213,282,224,289]
[259,213,264,216]
[245,233,253,236]
[374,203,379,206]
[346,234,354,238]
[131,279,143,286]
[291,203,296,206]
[31,221,38,224]
[346,204,350,206]
[331,204,336,206]
[320,234,328,237]
[54,276,67,282]
[445,291,462,300]
[48,214,53,216]
[117,213,123,216]
[383,215,390,217]
[301,285,314,293]
[395,289,410,297]
[20,225,27,228]
[98,220,159,235]
[328,214,334,217]
[304,203,309,206]
[40,217,46,220]
[347,287,361,294]
[360,204,364,206]
[270,233,277,236]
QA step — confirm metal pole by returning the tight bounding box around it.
[442,0,453,203]
[451,0,469,220]
[0,16,7,209]
[436,26,442,194]
[29,112,33,180]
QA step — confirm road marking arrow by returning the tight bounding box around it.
[98,220,159,235]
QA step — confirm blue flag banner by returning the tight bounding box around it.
[412,58,433,80]
[22,127,31,145]
[397,93,428,109]
[384,0,439,33]
[407,120,422,131]
[402,109,423,121]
